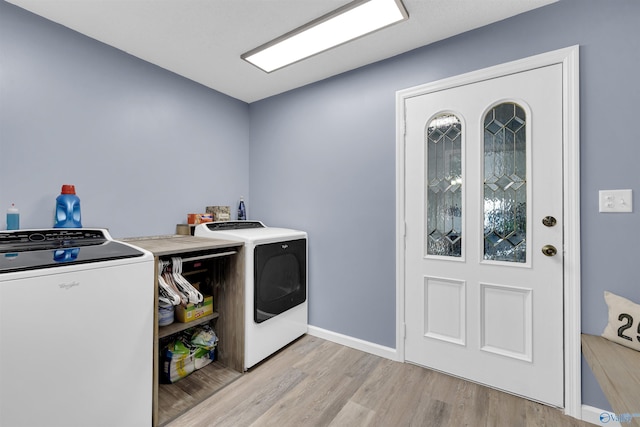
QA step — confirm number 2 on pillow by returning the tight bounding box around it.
[617,313,640,342]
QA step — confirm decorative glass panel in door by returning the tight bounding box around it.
[483,102,527,262]
[426,113,462,257]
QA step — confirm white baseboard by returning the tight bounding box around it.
[307,325,398,361]
[581,405,622,427]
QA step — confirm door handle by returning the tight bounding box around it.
[541,245,558,257]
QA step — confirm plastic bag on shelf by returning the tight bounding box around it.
[193,347,216,370]
[162,338,195,383]
[191,325,218,369]
[161,325,220,382]
[191,325,218,348]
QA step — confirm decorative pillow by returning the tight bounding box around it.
[602,291,640,352]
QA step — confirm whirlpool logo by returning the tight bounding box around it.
[281,244,289,250]
[59,281,80,290]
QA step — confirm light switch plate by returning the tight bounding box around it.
[599,189,633,213]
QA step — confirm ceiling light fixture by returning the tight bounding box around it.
[242,0,409,73]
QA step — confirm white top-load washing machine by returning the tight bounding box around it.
[0,228,154,427]
[195,221,307,370]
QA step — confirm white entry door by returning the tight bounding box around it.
[403,63,564,407]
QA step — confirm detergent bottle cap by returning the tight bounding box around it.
[61,184,76,195]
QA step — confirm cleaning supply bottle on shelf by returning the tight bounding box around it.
[54,184,82,228]
[238,197,246,221]
[6,204,19,230]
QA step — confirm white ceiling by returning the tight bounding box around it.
[7,0,557,103]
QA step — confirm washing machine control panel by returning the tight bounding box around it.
[0,229,108,249]
[0,229,144,274]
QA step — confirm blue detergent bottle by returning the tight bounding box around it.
[54,184,82,228]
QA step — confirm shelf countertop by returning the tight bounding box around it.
[122,235,242,256]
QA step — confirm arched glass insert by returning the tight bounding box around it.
[483,102,527,262]
[426,113,462,257]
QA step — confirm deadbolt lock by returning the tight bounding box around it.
[541,245,558,257]
[542,216,557,227]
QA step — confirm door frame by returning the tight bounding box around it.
[395,45,580,417]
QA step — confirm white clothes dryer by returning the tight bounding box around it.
[194,221,307,370]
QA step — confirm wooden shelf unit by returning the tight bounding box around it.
[124,235,245,427]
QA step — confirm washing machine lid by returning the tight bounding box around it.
[0,229,146,273]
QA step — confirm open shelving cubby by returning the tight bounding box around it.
[124,235,245,426]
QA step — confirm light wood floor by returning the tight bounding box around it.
[167,335,595,427]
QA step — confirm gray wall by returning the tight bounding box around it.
[249,0,640,411]
[0,2,250,238]
[2,0,639,412]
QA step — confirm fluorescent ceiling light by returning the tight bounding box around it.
[242,0,409,73]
